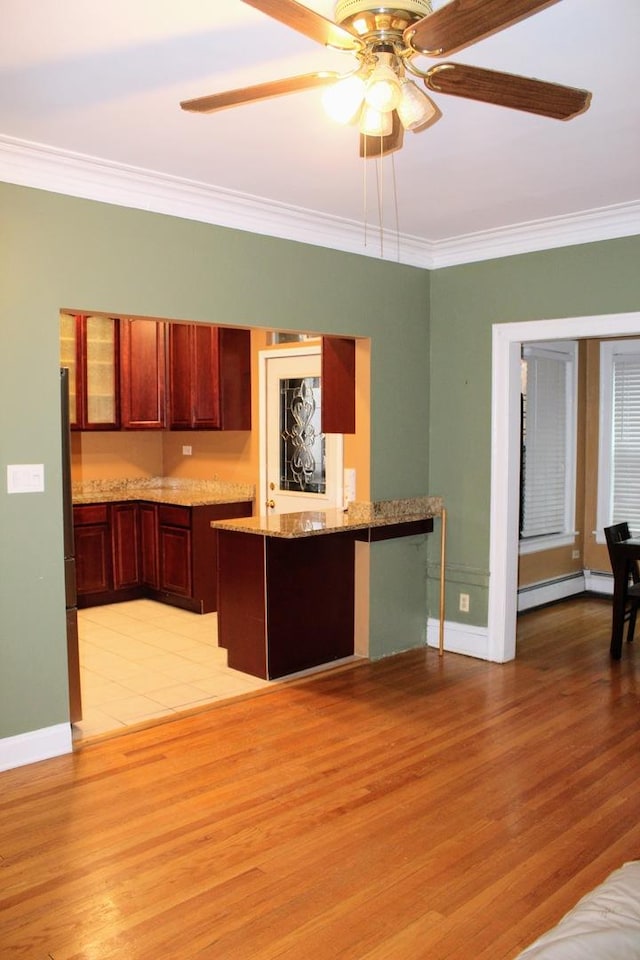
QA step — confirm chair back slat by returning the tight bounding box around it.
[604,522,640,584]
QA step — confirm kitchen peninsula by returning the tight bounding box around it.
[212,496,443,680]
[72,477,254,613]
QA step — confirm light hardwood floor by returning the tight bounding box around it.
[2,597,640,960]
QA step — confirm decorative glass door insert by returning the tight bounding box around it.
[279,376,326,494]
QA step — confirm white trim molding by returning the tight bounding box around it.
[427,617,490,660]
[489,311,640,664]
[0,723,72,773]
[584,570,614,596]
[1,135,639,270]
[517,573,586,613]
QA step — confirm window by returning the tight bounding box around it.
[597,340,640,540]
[519,341,578,554]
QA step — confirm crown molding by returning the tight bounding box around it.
[431,200,640,269]
[1,135,638,270]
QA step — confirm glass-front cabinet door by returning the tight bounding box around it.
[85,315,118,426]
[60,313,119,429]
[59,312,79,428]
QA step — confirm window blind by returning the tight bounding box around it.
[521,352,568,539]
[611,353,640,536]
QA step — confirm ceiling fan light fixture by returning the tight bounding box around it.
[364,63,401,113]
[397,78,437,130]
[322,74,366,124]
[359,104,393,137]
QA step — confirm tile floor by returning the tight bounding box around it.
[74,598,270,740]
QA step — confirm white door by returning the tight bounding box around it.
[260,345,343,515]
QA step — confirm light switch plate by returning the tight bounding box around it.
[7,464,45,494]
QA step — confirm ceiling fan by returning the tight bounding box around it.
[180,0,591,159]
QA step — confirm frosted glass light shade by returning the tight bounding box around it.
[397,79,437,130]
[359,105,393,137]
[322,75,366,125]
[364,65,401,113]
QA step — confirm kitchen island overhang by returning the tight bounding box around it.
[212,498,443,680]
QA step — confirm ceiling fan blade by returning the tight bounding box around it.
[406,0,561,56]
[181,72,341,113]
[241,0,361,51]
[359,112,404,159]
[425,63,591,120]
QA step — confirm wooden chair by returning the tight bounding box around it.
[604,522,640,658]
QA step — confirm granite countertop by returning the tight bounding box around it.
[210,496,443,539]
[72,477,255,508]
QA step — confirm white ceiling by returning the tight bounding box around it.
[2,0,639,266]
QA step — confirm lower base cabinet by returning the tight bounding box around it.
[112,502,141,590]
[217,529,356,679]
[157,505,193,602]
[74,499,252,613]
[74,504,112,598]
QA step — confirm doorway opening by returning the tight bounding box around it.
[489,311,640,663]
[259,344,344,516]
[61,318,370,739]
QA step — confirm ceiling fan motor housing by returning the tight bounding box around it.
[335,2,432,41]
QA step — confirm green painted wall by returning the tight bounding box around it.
[0,183,430,740]
[428,236,640,625]
[4,179,639,745]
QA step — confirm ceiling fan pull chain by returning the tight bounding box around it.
[376,150,384,259]
[391,152,400,263]
[362,137,369,250]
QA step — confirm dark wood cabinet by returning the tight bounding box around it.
[60,313,119,430]
[139,502,159,589]
[321,336,356,435]
[75,497,253,613]
[119,318,166,429]
[217,528,356,679]
[155,501,253,613]
[74,504,112,598]
[111,503,140,590]
[218,327,252,430]
[62,317,250,433]
[158,505,192,599]
[168,324,251,430]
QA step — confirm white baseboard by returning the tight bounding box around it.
[427,618,490,660]
[0,723,72,773]
[584,569,614,596]
[427,573,613,664]
[517,572,586,612]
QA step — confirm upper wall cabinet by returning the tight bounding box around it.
[61,314,250,432]
[169,324,251,431]
[321,336,356,435]
[119,318,166,430]
[60,313,119,430]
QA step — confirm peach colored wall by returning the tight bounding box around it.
[70,430,162,482]
[349,337,371,501]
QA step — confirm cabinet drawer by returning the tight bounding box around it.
[73,504,109,525]
[158,504,191,528]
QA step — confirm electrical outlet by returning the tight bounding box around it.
[182,445,192,456]
[459,592,470,613]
